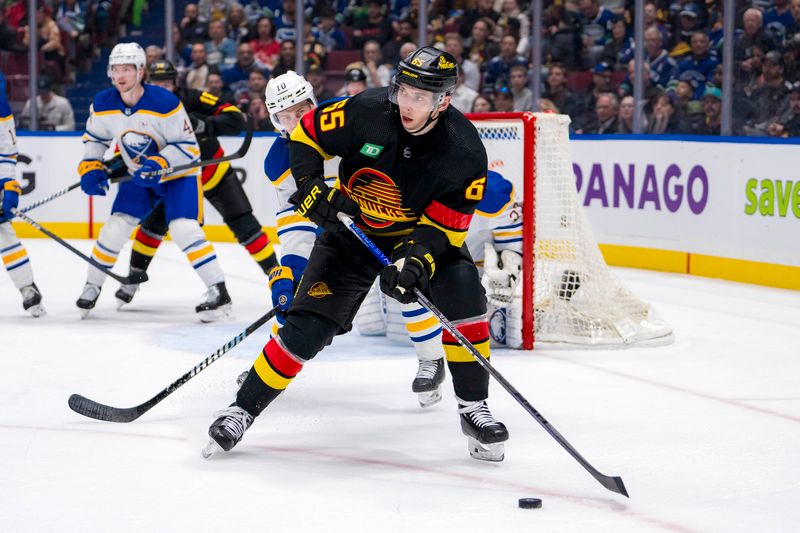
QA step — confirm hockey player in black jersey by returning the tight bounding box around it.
[114,60,278,312]
[204,47,509,461]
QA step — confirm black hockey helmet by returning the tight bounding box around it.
[147,60,178,81]
[394,46,458,94]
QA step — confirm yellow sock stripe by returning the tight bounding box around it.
[186,244,214,263]
[2,248,27,265]
[132,241,159,256]
[92,246,117,265]
[253,351,294,390]
[250,243,275,262]
[405,315,439,333]
[444,339,490,363]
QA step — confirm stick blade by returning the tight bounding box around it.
[599,475,629,497]
[68,393,141,423]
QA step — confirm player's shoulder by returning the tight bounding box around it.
[92,87,125,113]
[264,136,291,182]
[139,85,183,115]
[476,170,514,216]
[442,108,486,163]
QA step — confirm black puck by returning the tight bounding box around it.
[518,497,542,509]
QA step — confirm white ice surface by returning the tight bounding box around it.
[1,240,799,533]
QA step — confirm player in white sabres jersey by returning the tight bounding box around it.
[356,169,525,363]
[0,91,45,317]
[76,42,230,321]
[263,72,450,407]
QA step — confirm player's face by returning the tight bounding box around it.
[111,64,140,92]
[274,100,314,134]
[395,83,439,129]
[149,78,175,92]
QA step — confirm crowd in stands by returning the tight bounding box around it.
[4,0,800,137]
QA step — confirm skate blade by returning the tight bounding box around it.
[115,298,127,310]
[26,304,46,318]
[201,438,225,459]
[79,308,92,320]
[198,303,232,323]
[467,437,505,462]
[417,388,442,408]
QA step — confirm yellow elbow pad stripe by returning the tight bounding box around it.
[78,160,104,176]
[148,156,169,169]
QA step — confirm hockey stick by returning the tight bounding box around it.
[338,214,629,498]
[11,210,148,286]
[18,175,129,214]
[144,113,254,178]
[68,305,279,423]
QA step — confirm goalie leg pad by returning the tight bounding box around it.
[87,213,138,286]
[354,279,388,336]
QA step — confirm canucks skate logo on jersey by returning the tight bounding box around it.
[345,168,415,230]
[120,130,159,164]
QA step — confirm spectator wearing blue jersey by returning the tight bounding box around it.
[222,42,266,99]
[675,31,719,99]
[273,0,297,42]
[483,34,527,95]
[576,0,616,68]
[763,0,796,35]
[205,19,237,68]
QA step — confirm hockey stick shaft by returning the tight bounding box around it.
[68,305,279,423]
[11,210,148,286]
[147,114,254,177]
[18,175,129,214]
[338,214,628,497]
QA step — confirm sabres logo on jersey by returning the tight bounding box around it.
[120,130,159,164]
[344,168,415,229]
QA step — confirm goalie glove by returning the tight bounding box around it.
[481,243,522,307]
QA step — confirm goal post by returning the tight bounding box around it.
[467,112,673,350]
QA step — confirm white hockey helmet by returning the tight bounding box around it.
[265,70,317,134]
[107,42,146,80]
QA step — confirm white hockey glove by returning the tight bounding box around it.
[481,243,522,308]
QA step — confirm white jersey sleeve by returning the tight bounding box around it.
[0,98,17,180]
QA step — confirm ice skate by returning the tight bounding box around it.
[412,358,445,408]
[115,270,143,309]
[202,405,253,458]
[76,283,101,319]
[458,400,508,462]
[195,282,232,323]
[20,283,45,318]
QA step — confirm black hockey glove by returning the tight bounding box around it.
[103,153,129,180]
[379,239,435,304]
[289,175,360,231]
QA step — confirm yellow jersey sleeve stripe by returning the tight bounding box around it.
[290,123,333,160]
[138,103,183,118]
[419,215,468,248]
[272,168,292,186]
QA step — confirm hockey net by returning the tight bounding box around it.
[468,112,673,350]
